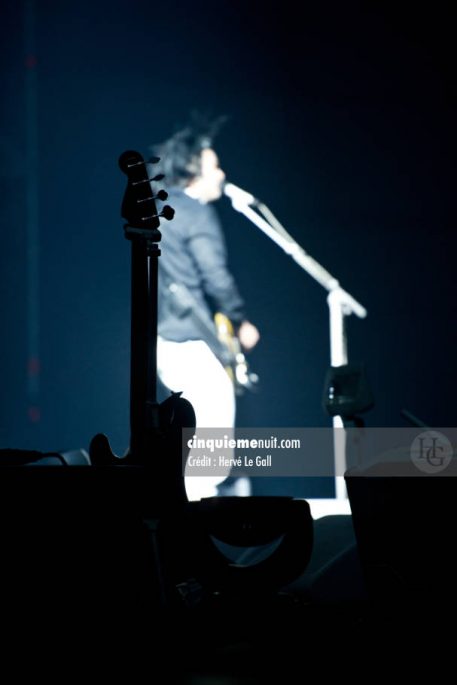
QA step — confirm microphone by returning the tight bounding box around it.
[223,182,258,208]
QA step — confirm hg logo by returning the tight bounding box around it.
[410,431,453,474]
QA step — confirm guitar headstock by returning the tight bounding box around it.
[118,150,174,232]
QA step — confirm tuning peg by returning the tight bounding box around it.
[119,150,143,172]
[133,174,166,186]
[136,190,168,204]
[160,205,175,221]
[138,206,174,222]
[126,159,147,169]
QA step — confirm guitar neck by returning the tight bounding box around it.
[118,150,174,456]
[130,241,160,452]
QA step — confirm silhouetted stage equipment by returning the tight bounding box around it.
[158,497,313,600]
[0,447,90,466]
[346,459,457,610]
[0,152,316,641]
[323,362,374,422]
[0,462,163,612]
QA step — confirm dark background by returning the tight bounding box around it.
[1,1,455,496]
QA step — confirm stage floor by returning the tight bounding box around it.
[307,497,352,519]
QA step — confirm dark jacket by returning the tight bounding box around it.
[157,188,245,342]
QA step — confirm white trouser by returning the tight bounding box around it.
[157,337,237,500]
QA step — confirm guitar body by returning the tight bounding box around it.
[214,312,258,395]
[90,392,195,508]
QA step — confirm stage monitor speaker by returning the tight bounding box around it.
[346,466,457,608]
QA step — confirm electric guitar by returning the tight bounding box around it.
[89,150,196,510]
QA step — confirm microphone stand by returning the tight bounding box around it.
[229,196,367,499]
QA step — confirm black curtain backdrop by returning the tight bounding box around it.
[1,1,455,496]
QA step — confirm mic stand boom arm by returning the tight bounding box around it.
[230,198,367,499]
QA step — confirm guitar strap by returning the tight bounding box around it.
[158,262,233,367]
